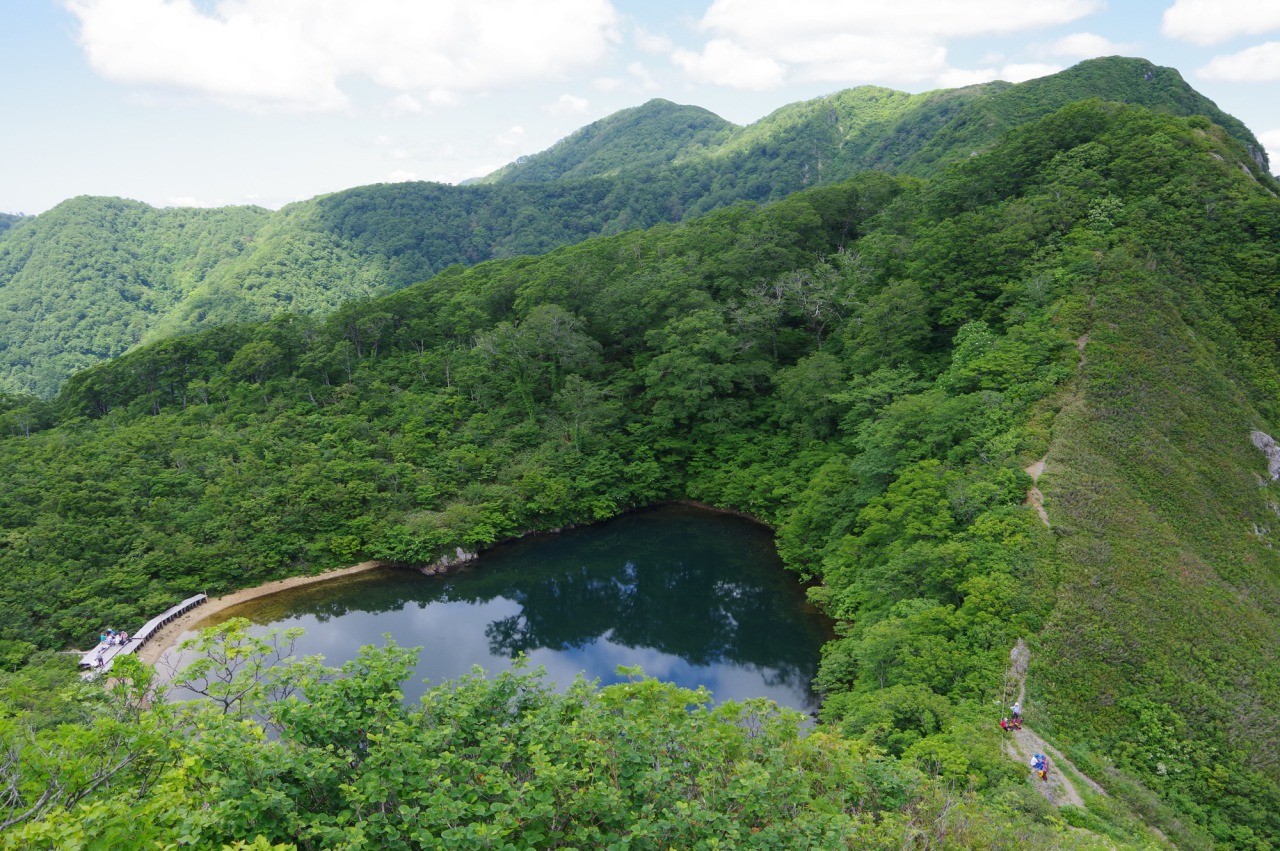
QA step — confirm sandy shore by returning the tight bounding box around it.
[136,560,388,666]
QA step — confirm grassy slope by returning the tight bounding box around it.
[1038,255,1280,843]
[477,98,735,183]
[485,57,1266,187]
[902,57,1266,175]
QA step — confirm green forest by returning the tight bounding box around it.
[0,58,1264,400]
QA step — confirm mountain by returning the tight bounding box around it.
[2,96,1279,845]
[484,56,1267,184]
[0,57,1269,401]
[0,197,269,396]
[476,98,735,183]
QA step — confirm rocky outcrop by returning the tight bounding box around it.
[418,547,477,575]
[1251,430,1280,481]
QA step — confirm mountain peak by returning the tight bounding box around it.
[477,99,733,184]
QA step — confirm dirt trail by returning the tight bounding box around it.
[1001,639,1106,808]
[1025,457,1050,528]
[1020,333,1090,530]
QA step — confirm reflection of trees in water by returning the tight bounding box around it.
[468,550,823,700]
[265,508,830,686]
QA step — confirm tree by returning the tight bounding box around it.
[162,618,314,724]
[474,304,601,419]
[847,280,932,373]
[228,341,284,387]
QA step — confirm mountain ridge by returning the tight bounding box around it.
[0,56,1271,400]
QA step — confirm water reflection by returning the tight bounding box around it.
[168,506,832,711]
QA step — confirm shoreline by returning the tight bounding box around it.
[137,501,775,667]
[136,560,389,666]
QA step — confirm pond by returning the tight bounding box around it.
[166,505,834,712]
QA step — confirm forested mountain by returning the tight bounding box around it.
[1,57,1267,398]
[484,56,1265,184]
[476,98,735,183]
[0,198,270,396]
[2,96,1279,846]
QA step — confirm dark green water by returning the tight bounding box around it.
[176,506,833,711]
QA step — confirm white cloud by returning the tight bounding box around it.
[672,39,786,90]
[454,163,505,183]
[626,61,661,92]
[164,194,256,208]
[549,93,589,115]
[389,93,423,114]
[1047,32,1137,59]
[937,61,1062,88]
[1260,129,1280,175]
[64,0,621,111]
[1161,1,1280,46]
[937,68,997,88]
[1200,41,1280,81]
[386,170,418,182]
[999,62,1063,82]
[634,27,672,54]
[494,125,525,146]
[675,0,1100,89]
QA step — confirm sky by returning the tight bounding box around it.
[3,0,1279,215]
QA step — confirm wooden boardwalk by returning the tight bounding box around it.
[80,593,207,675]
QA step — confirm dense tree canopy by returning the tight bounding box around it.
[1,57,1266,399]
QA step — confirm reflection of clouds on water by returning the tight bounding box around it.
[157,507,830,712]
[524,635,817,712]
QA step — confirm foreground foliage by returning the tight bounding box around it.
[3,625,1118,849]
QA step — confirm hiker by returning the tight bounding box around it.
[1031,753,1048,781]
[999,717,1010,732]
[1011,701,1022,722]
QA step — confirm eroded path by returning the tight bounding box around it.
[1020,332,1090,530]
[1001,639,1105,808]
[1025,457,1050,528]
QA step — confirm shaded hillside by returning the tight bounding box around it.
[2,99,1279,844]
[0,198,269,396]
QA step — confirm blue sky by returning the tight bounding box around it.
[3,0,1278,215]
